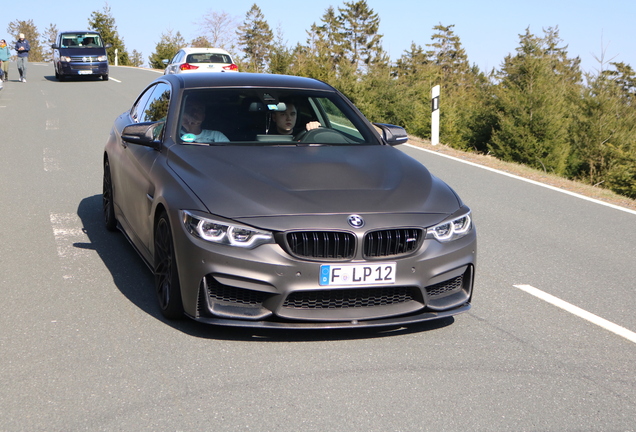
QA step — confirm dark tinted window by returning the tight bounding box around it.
[59,33,103,48]
[131,83,171,124]
[139,83,171,123]
[186,53,232,64]
[131,85,156,123]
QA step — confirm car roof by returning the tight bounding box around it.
[179,47,232,55]
[161,72,336,92]
[59,31,100,35]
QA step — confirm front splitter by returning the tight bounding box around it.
[185,303,470,330]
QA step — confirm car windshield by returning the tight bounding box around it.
[60,34,103,48]
[177,88,377,146]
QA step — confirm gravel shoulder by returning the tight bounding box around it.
[406,136,636,212]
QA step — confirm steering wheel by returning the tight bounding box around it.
[295,128,347,144]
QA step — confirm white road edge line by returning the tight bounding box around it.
[403,144,636,216]
[109,77,122,83]
[514,284,636,344]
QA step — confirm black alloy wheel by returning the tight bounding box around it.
[154,212,184,319]
[102,159,117,231]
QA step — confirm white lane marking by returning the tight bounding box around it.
[404,144,636,216]
[45,119,59,130]
[514,284,636,344]
[109,77,121,83]
[43,148,61,171]
[50,213,92,279]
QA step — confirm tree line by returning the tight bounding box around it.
[7,1,636,199]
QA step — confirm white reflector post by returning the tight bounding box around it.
[431,85,440,145]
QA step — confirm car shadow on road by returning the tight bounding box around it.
[77,194,455,342]
[44,75,107,82]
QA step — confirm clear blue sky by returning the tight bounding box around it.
[2,0,634,74]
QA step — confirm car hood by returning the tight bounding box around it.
[168,144,460,219]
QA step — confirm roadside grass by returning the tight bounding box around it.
[406,135,636,212]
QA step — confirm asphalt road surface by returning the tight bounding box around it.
[1,64,635,431]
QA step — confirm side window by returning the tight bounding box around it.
[139,83,171,123]
[313,97,364,141]
[130,85,157,123]
[171,51,183,64]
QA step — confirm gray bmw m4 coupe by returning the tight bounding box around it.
[103,72,476,329]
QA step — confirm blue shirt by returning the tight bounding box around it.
[15,39,30,58]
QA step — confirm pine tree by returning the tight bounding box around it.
[88,5,130,65]
[571,64,636,197]
[236,4,273,73]
[268,27,293,75]
[190,36,212,48]
[289,7,345,81]
[7,20,44,62]
[338,0,386,73]
[394,43,437,137]
[42,24,58,62]
[427,24,470,79]
[426,24,486,150]
[129,50,144,67]
[148,30,186,69]
[489,27,582,175]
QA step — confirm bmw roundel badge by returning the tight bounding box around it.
[347,214,365,228]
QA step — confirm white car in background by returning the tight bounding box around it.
[163,48,239,74]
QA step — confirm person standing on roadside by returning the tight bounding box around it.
[0,39,10,81]
[15,33,30,83]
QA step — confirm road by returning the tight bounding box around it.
[1,64,635,431]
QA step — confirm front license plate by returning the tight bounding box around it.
[320,263,396,286]
[78,70,93,75]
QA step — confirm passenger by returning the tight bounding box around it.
[271,101,321,135]
[83,37,97,46]
[180,100,229,144]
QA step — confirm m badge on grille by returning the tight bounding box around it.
[347,214,364,228]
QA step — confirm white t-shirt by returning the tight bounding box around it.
[181,129,229,143]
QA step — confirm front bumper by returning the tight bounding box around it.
[172,212,476,328]
[58,62,108,76]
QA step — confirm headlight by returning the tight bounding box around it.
[97,55,108,62]
[182,210,274,249]
[61,56,71,62]
[426,212,472,243]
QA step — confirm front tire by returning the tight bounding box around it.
[103,159,117,231]
[154,212,184,319]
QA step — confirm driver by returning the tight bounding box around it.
[271,101,321,135]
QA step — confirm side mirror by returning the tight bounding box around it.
[162,59,169,65]
[121,122,164,149]
[104,43,113,49]
[373,123,408,146]
[51,44,58,49]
